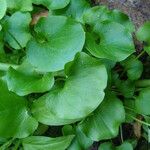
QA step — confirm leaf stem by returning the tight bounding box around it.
[120,125,124,143]
[0,62,18,71]
[135,50,145,60]
[0,138,14,150]
[135,80,150,88]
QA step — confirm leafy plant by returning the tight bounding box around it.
[0,0,150,149]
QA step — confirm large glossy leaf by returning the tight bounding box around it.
[3,12,31,49]
[4,61,54,96]
[32,0,70,10]
[86,21,135,62]
[79,93,125,141]
[27,15,85,72]
[22,135,74,150]
[0,79,38,138]
[32,52,107,125]
[135,88,150,115]
[54,0,90,23]
[83,6,134,32]
[0,0,7,20]
[6,0,33,12]
[121,55,143,80]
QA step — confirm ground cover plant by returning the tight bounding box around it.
[0,0,150,149]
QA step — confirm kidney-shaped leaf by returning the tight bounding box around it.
[135,88,150,115]
[86,21,135,62]
[0,79,38,138]
[32,52,107,125]
[22,135,74,150]
[4,12,31,49]
[27,15,85,72]
[0,0,7,20]
[79,93,125,141]
[4,61,54,96]
[32,0,70,10]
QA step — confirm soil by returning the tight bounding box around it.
[90,0,150,150]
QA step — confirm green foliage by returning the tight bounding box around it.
[0,0,150,149]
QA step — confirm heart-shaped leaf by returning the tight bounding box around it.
[27,15,85,72]
[32,0,70,10]
[0,79,38,138]
[3,12,31,49]
[22,135,74,150]
[79,93,125,141]
[32,52,107,125]
[86,21,135,61]
[4,61,54,96]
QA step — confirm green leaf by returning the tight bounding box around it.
[137,22,150,44]
[83,6,134,32]
[0,0,7,20]
[27,15,85,72]
[98,142,115,150]
[3,12,31,49]
[0,79,38,138]
[121,55,143,80]
[86,21,135,62]
[99,142,133,150]
[116,142,133,150]
[135,88,150,115]
[6,0,33,12]
[4,61,54,96]
[115,79,135,98]
[32,52,107,125]
[136,22,150,55]
[79,93,125,141]
[22,135,74,150]
[53,0,90,23]
[64,125,93,150]
[32,0,70,10]
[124,99,136,123]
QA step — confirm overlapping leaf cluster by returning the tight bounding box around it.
[0,0,150,149]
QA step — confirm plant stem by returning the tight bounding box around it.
[12,140,21,150]
[135,50,145,60]
[0,139,14,150]
[136,80,150,88]
[0,62,18,71]
[120,125,124,143]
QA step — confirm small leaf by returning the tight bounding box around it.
[83,6,134,32]
[4,61,54,96]
[6,0,33,12]
[54,0,90,23]
[32,0,70,10]
[137,22,150,44]
[3,12,31,49]
[22,135,74,150]
[79,93,125,141]
[0,79,38,138]
[86,21,135,62]
[135,88,150,115]
[98,142,114,150]
[116,142,133,150]
[32,52,107,125]
[27,15,85,72]
[0,0,7,20]
[121,55,143,80]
